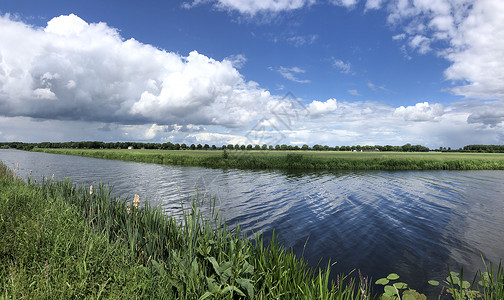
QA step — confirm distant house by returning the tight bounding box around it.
[128,146,134,150]
[363,149,380,152]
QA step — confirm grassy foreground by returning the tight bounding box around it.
[0,163,372,299]
[32,148,504,170]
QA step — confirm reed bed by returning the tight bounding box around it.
[0,163,372,299]
[32,148,504,171]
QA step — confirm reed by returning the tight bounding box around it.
[32,148,504,171]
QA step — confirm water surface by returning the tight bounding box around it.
[2,149,503,297]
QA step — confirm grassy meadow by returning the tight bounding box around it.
[32,148,504,170]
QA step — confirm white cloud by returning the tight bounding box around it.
[348,89,360,96]
[394,102,444,121]
[367,81,387,91]
[273,66,311,83]
[330,0,359,8]
[392,33,406,40]
[384,0,504,100]
[286,34,318,47]
[224,54,247,69]
[307,98,338,117]
[332,58,352,74]
[365,0,385,10]
[408,34,431,54]
[0,14,276,127]
[185,0,316,15]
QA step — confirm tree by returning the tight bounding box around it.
[302,144,309,151]
[247,144,253,150]
[262,144,268,150]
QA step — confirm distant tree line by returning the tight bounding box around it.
[2,141,503,153]
[0,141,433,152]
[461,145,504,153]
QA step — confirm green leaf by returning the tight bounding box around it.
[222,285,245,297]
[376,278,390,285]
[428,280,439,286]
[191,258,199,276]
[198,291,214,300]
[387,273,400,280]
[219,261,233,283]
[236,278,254,299]
[447,275,460,285]
[205,276,219,293]
[241,261,254,274]
[384,285,397,296]
[206,257,221,277]
[461,281,471,289]
[403,289,427,300]
[393,282,408,289]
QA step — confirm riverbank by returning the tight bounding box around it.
[0,163,370,299]
[2,163,503,299]
[33,148,504,170]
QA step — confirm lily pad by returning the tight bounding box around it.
[384,285,397,296]
[428,280,440,286]
[387,273,400,280]
[393,282,408,289]
[375,278,390,285]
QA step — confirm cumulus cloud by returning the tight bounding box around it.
[183,0,504,101]
[0,14,276,127]
[383,0,504,100]
[307,98,338,117]
[394,102,444,121]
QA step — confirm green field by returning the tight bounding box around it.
[33,148,504,170]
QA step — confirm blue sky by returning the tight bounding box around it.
[1,0,503,148]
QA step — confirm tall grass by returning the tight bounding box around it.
[0,163,372,299]
[31,148,504,171]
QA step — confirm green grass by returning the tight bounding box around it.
[0,163,372,299]
[32,148,504,170]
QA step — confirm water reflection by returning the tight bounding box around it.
[1,149,503,297]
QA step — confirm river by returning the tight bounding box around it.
[1,149,503,296]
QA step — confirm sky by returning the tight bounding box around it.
[0,0,503,149]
